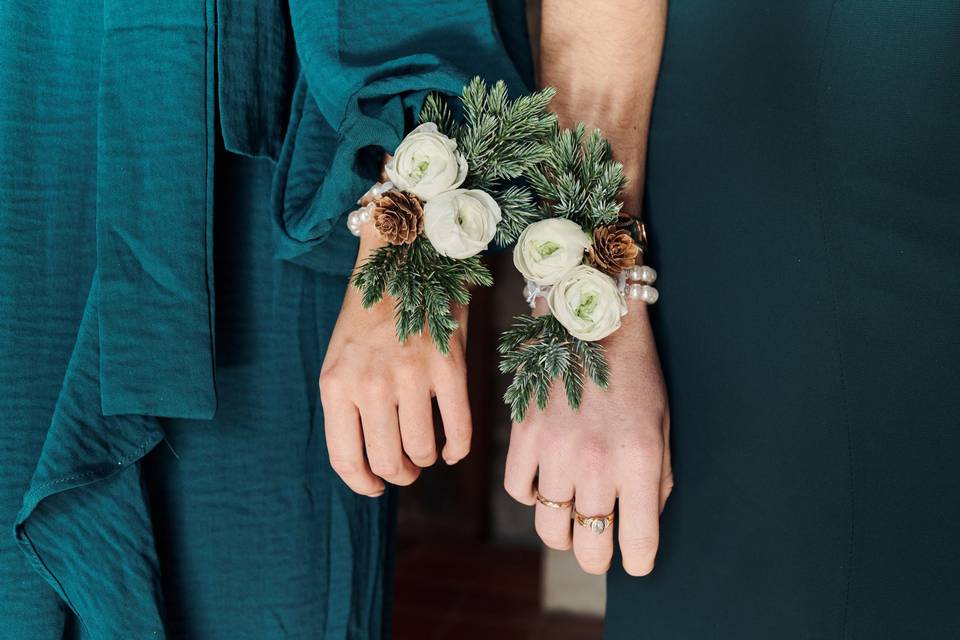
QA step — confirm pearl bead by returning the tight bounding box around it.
[359,206,372,223]
[625,265,645,282]
[638,266,657,284]
[626,283,645,301]
[639,285,659,304]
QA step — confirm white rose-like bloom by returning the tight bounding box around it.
[548,265,627,341]
[423,189,502,259]
[513,218,591,286]
[385,123,468,200]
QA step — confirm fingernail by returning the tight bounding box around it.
[443,458,457,466]
[367,490,384,498]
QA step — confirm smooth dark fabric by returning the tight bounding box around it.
[0,1,531,638]
[607,3,960,639]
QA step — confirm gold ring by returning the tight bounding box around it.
[574,509,615,535]
[535,488,573,510]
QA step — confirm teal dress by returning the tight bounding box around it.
[0,1,530,638]
[607,3,960,638]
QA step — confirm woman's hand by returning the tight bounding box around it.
[319,223,472,496]
[503,303,672,575]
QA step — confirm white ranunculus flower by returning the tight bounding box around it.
[513,218,591,286]
[385,123,468,201]
[548,265,627,341]
[423,189,502,259]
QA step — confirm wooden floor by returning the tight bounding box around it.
[393,541,604,640]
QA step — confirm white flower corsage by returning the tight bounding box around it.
[349,78,557,353]
[499,125,659,421]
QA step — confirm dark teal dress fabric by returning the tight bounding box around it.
[0,1,529,638]
[607,3,960,638]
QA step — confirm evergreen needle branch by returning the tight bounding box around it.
[420,78,557,246]
[499,315,610,422]
[528,124,628,229]
[353,239,491,354]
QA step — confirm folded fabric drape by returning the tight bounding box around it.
[96,0,219,419]
[16,1,216,635]
[12,1,533,636]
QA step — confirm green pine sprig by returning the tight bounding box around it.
[527,124,627,229]
[354,80,558,355]
[419,78,557,246]
[353,238,493,354]
[499,121,627,420]
[499,315,610,423]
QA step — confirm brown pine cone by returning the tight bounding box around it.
[372,191,423,245]
[588,225,641,276]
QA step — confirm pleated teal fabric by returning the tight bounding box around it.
[1,1,531,638]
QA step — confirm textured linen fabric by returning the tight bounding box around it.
[606,3,960,639]
[0,1,531,638]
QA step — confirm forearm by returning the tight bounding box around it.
[538,0,667,212]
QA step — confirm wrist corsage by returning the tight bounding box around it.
[499,125,659,422]
[348,78,557,354]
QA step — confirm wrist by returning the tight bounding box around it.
[354,222,388,266]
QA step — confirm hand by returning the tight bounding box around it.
[503,303,672,575]
[319,223,472,496]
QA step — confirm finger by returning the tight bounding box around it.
[619,446,663,577]
[320,390,385,496]
[534,463,574,550]
[398,390,437,467]
[659,415,674,514]
[433,359,472,465]
[360,401,421,487]
[503,421,539,505]
[572,481,617,575]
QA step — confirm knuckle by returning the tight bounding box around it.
[328,455,360,477]
[394,360,421,381]
[662,473,675,494]
[369,459,401,479]
[621,435,663,466]
[620,535,659,562]
[318,369,344,396]
[407,446,437,467]
[503,477,535,505]
[389,466,421,486]
[536,524,571,551]
[364,372,392,397]
[574,547,612,575]
[577,435,609,471]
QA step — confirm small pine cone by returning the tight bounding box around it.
[372,191,424,245]
[588,225,641,276]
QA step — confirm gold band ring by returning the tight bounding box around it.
[574,509,615,535]
[534,488,573,510]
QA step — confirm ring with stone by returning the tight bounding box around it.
[574,509,615,535]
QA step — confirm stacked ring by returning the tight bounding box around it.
[534,488,573,510]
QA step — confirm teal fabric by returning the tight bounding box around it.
[271,0,529,273]
[1,1,531,638]
[606,3,960,638]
